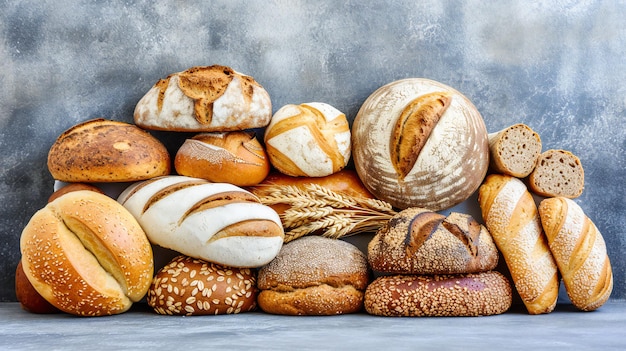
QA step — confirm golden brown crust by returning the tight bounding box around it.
[528,149,584,198]
[47,119,170,182]
[478,174,559,314]
[364,271,512,317]
[538,197,613,311]
[174,131,269,186]
[15,260,60,314]
[48,183,104,203]
[258,285,364,315]
[147,255,258,316]
[368,208,498,274]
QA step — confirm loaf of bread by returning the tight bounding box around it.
[175,131,270,186]
[528,149,585,198]
[478,174,559,314]
[368,207,499,274]
[118,175,284,268]
[257,236,370,315]
[488,123,542,178]
[148,255,258,316]
[47,183,104,202]
[134,65,272,132]
[364,271,512,317]
[20,190,154,316]
[264,102,351,177]
[47,119,170,182]
[538,197,613,311]
[351,78,489,211]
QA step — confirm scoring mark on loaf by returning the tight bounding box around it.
[141,179,209,214]
[404,211,445,256]
[441,213,481,257]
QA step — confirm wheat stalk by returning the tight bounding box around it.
[254,183,397,243]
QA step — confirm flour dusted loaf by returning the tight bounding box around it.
[364,272,512,317]
[488,123,542,178]
[20,190,154,316]
[478,174,559,314]
[539,197,613,311]
[352,78,489,211]
[368,208,498,274]
[47,119,170,182]
[257,236,370,315]
[134,65,272,132]
[118,176,284,268]
[264,102,351,177]
[528,149,585,198]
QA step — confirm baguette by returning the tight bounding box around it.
[488,123,542,178]
[478,174,559,314]
[538,197,613,311]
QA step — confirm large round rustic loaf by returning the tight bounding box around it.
[351,78,489,211]
[47,119,170,182]
[20,190,154,316]
[117,176,284,268]
[368,207,498,274]
[364,271,512,317]
[134,65,272,132]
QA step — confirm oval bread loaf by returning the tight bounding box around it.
[352,78,489,211]
[118,176,284,268]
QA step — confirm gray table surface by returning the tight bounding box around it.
[1,301,625,351]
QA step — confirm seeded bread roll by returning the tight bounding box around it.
[368,208,498,274]
[528,149,585,198]
[364,271,512,317]
[257,236,370,315]
[488,123,542,178]
[264,102,351,177]
[539,197,613,311]
[148,255,257,316]
[175,131,270,186]
[134,65,272,132]
[478,174,559,314]
[47,119,170,183]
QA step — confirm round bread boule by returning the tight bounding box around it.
[147,255,258,316]
[257,236,370,315]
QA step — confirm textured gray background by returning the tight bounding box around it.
[1,1,624,301]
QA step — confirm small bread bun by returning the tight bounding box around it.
[364,271,512,317]
[488,123,542,178]
[264,102,351,177]
[48,183,104,202]
[20,190,153,316]
[15,260,60,314]
[257,236,370,315]
[148,255,258,316]
[47,118,170,182]
[175,131,269,186]
[528,149,584,198]
[368,207,499,275]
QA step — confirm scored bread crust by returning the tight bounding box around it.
[20,190,153,316]
[478,174,559,314]
[528,149,584,198]
[538,197,613,311]
[488,123,542,178]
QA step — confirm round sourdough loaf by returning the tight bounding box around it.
[264,102,351,177]
[351,78,489,211]
[47,119,170,182]
[134,65,272,132]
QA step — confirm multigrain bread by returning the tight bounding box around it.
[478,174,559,314]
[257,236,370,315]
[367,208,499,274]
[538,197,613,311]
[528,149,585,198]
[364,271,512,317]
[488,123,542,178]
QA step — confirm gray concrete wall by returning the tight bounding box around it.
[1,1,624,301]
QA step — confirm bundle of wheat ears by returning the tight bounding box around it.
[254,184,398,243]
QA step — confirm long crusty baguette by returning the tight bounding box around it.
[538,197,613,311]
[478,174,559,314]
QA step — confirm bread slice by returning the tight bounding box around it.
[528,149,584,198]
[488,123,542,178]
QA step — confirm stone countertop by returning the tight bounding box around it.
[2,302,625,351]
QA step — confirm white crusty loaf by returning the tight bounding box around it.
[134,65,272,132]
[264,102,351,177]
[539,197,613,311]
[488,123,542,178]
[478,174,559,314]
[528,149,585,198]
[351,78,489,211]
[118,176,284,268]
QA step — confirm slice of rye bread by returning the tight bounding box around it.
[527,149,584,198]
[488,123,542,178]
